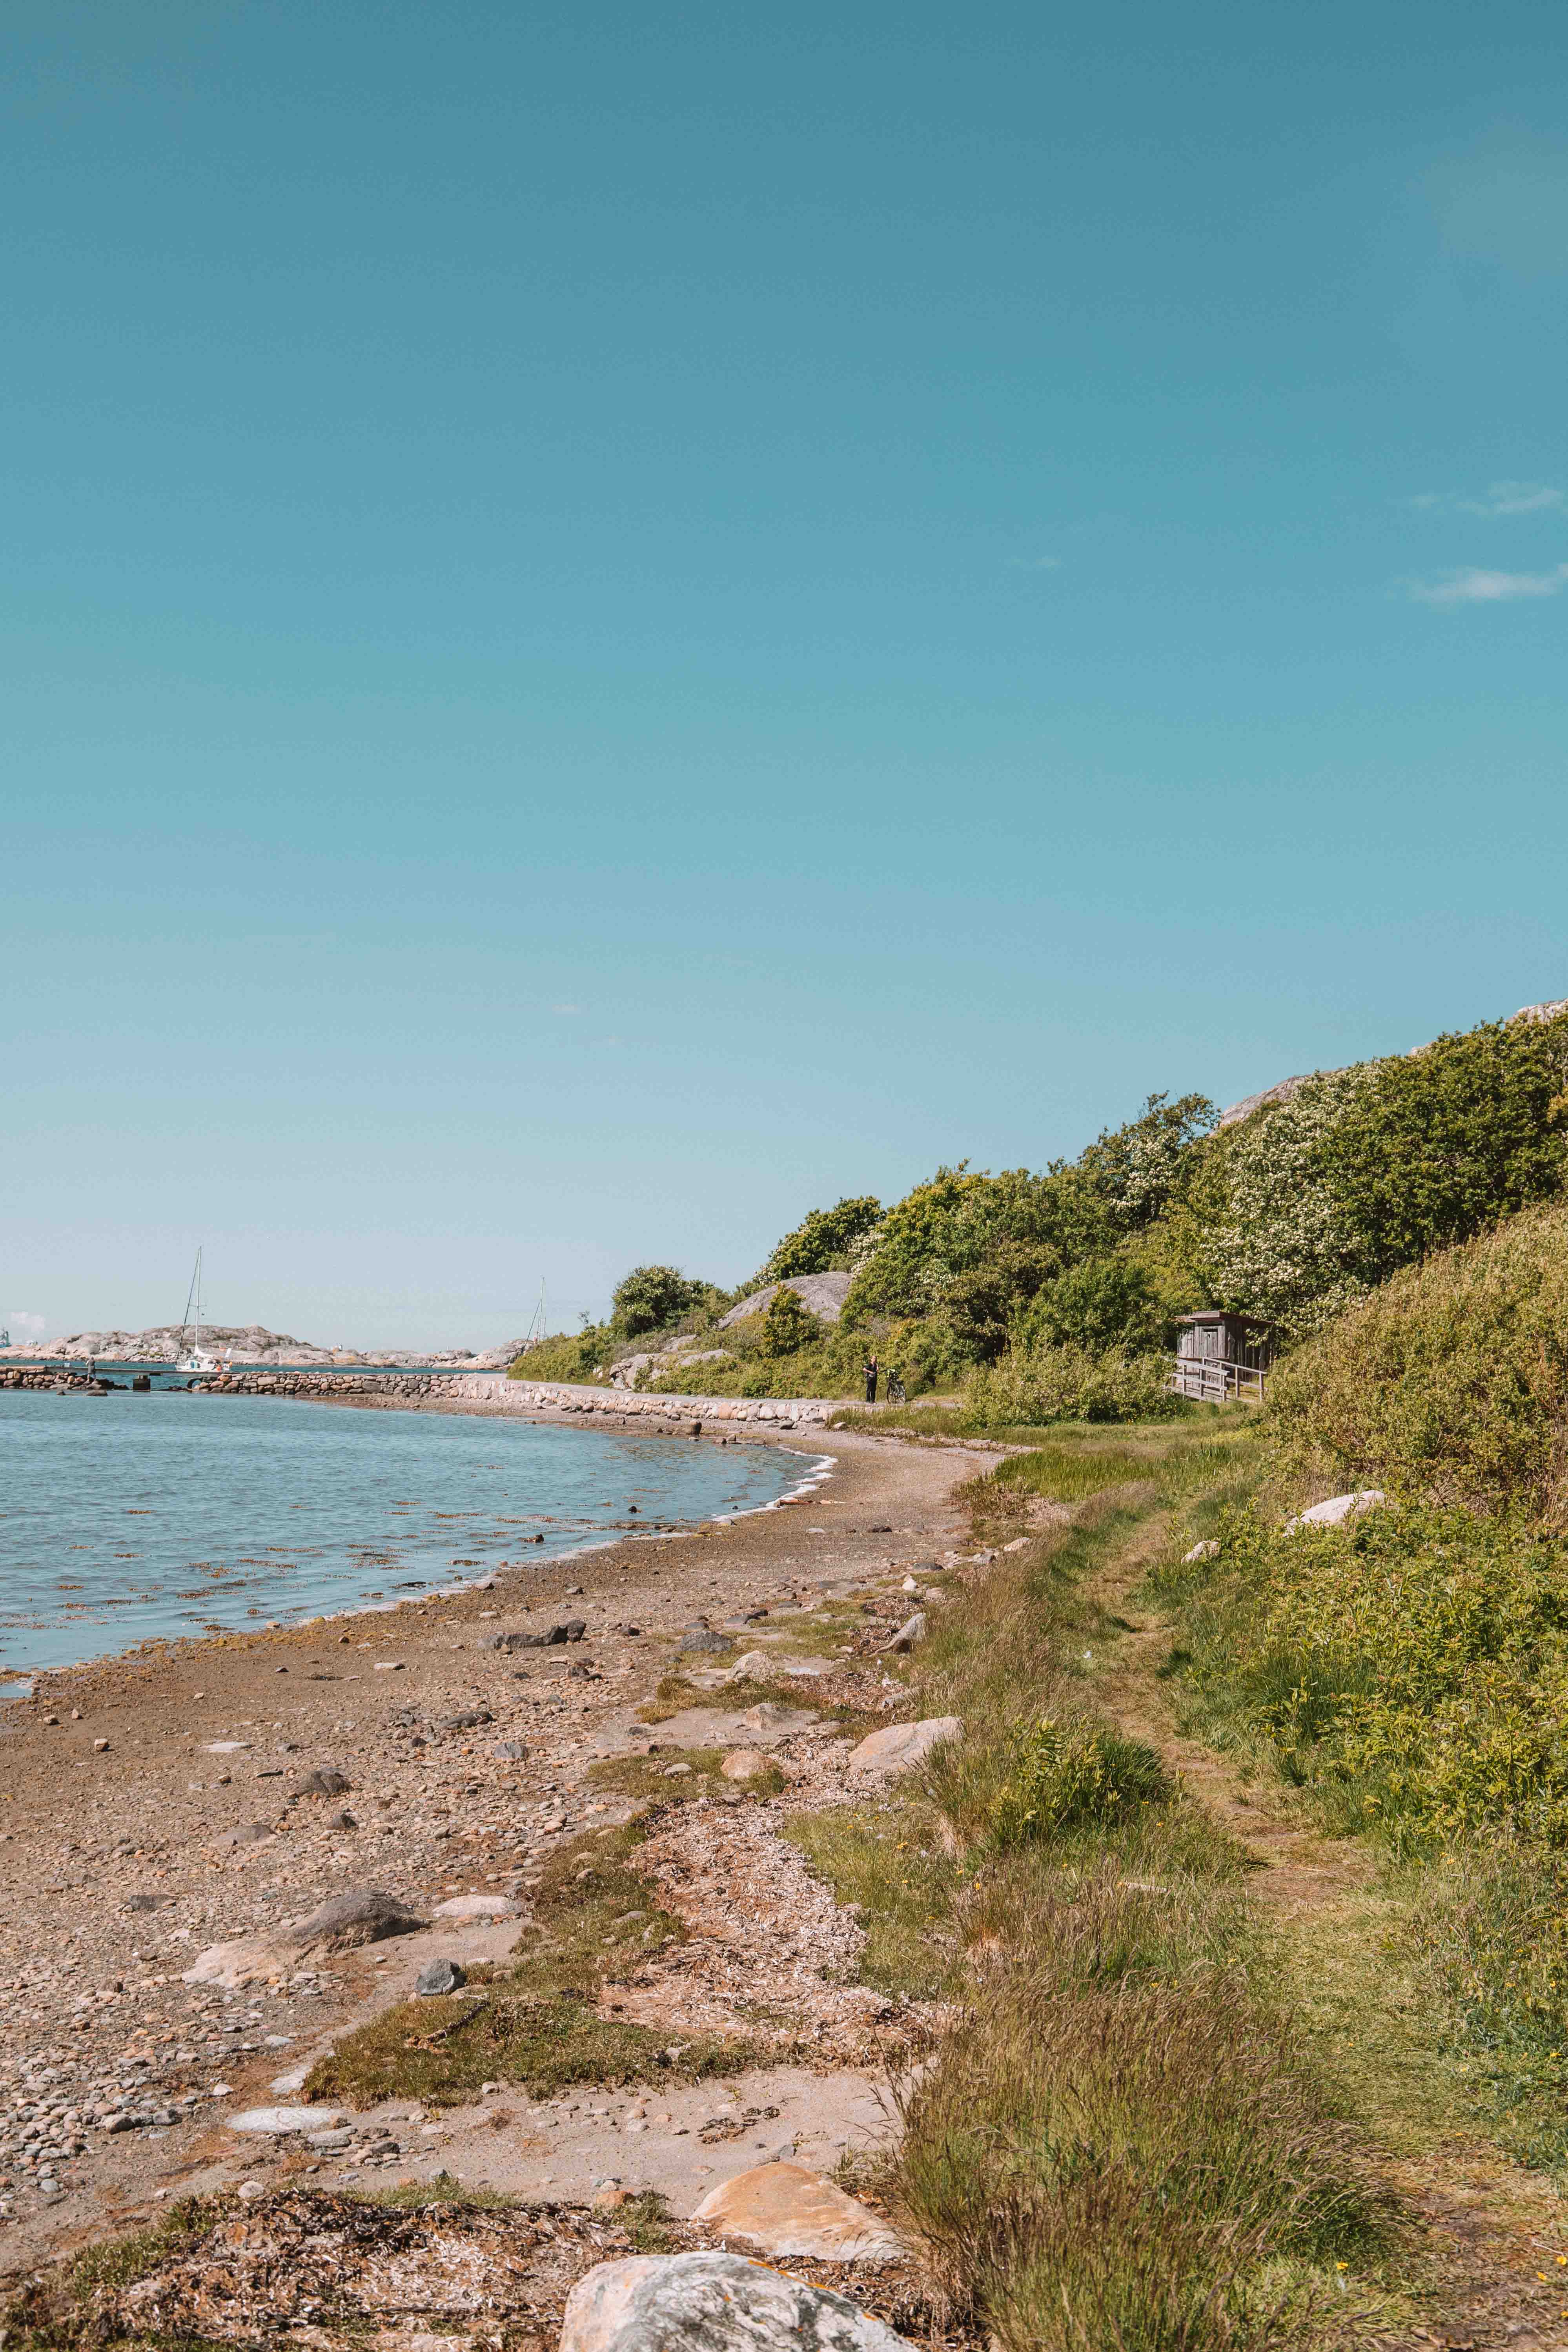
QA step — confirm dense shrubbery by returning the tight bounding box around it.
[508,1327,607,1383]
[992,1716,1167,1848]
[1198,1013,1568,1339]
[1174,1503,1568,1855]
[756,1283,821,1357]
[963,1344,1181,1428]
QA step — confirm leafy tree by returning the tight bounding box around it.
[943,1242,1060,1363]
[758,1284,822,1357]
[765,1195,883,1280]
[846,1166,1059,1321]
[1023,1255,1164,1354]
[1320,1016,1568,1285]
[611,1264,708,1339]
[1074,1092,1218,1232]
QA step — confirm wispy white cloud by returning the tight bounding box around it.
[1405,481,1563,518]
[1408,563,1568,605]
[1461,481,1563,517]
[551,1002,583,1014]
[5,1310,46,1338]
[1008,554,1060,571]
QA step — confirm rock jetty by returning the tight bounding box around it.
[206,1369,839,1428]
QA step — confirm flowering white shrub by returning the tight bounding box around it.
[1201,1069,1371,1337]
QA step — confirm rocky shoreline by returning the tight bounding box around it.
[205,1368,842,1430]
[0,1414,985,2294]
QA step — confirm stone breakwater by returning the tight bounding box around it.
[0,1367,104,1394]
[205,1368,838,1430]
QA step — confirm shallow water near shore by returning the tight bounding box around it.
[0,1389,814,1681]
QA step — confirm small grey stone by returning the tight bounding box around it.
[678,1628,734,1654]
[325,1808,357,1831]
[416,1957,467,1996]
[298,1767,351,1797]
[219,1822,275,1849]
[495,1740,528,1762]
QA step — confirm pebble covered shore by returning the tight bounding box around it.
[0,1416,989,2279]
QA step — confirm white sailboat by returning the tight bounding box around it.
[175,1248,223,1375]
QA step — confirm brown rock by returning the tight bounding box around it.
[692,2160,906,2259]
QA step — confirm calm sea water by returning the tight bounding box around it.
[0,1390,820,1682]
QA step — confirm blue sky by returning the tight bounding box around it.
[5,0,1567,1347]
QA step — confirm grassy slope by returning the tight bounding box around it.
[795,1421,1568,2352]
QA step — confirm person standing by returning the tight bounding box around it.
[863,1353,879,1404]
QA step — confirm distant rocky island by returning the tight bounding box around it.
[0,1323,526,1370]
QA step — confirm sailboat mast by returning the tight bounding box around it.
[179,1250,202,1356]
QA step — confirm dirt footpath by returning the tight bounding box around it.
[0,1420,987,2280]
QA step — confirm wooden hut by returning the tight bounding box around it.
[1170,1309,1273,1404]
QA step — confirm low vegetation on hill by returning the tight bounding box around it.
[511,1002,1568,1420]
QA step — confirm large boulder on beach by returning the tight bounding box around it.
[284,1888,428,1954]
[692,2163,906,2259]
[718,1272,853,1330]
[559,2252,916,2352]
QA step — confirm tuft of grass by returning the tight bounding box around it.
[366,2167,517,2210]
[893,1948,1383,2352]
[989,1714,1168,1849]
[586,1746,789,1800]
[992,1443,1168,1501]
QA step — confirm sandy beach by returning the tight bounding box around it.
[0,1398,992,2285]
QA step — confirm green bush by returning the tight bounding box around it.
[508,1326,608,1382]
[845,1164,1060,1323]
[610,1264,711,1338]
[992,1716,1167,1848]
[942,1240,1060,1363]
[1268,1199,1568,1525]
[757,1283,821,1357]
[1198,1011,1568,1339]
[962,1343,1182,1428]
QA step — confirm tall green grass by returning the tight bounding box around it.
[787,1466,1378,2350]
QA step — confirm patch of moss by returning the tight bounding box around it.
[308,1986,765,2108]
